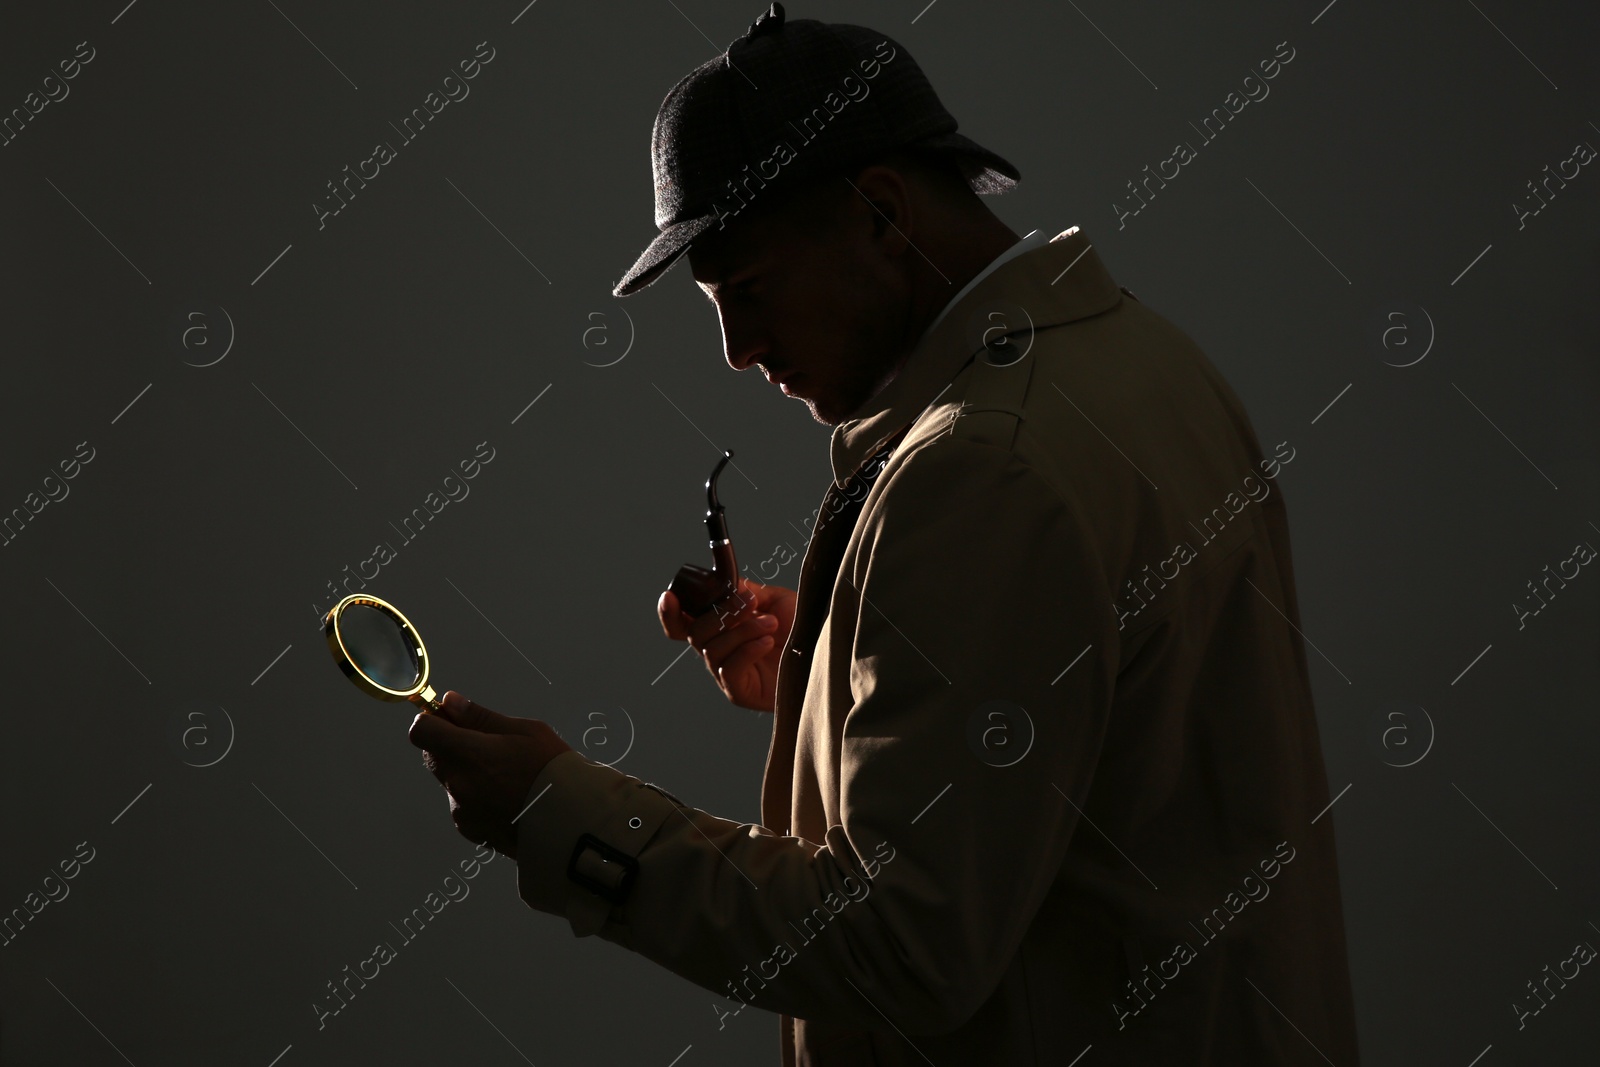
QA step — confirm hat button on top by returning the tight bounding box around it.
[745,2,784,39]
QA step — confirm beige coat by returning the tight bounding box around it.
[516,228,1361,1065]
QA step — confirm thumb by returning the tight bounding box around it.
[437,691,544,736]
[409,708,497,762]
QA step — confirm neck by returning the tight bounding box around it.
[893,211,1022,372]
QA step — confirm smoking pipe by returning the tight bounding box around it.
[669,450,742,617]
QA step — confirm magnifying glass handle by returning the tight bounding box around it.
[410,685,444,714]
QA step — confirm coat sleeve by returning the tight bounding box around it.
[514,435,1121,1036]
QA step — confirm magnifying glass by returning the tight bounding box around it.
[322,593,444,713]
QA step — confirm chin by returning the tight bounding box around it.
[803,394,844,427]
[798,371,879,427]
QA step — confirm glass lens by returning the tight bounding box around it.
[338,603,420,690]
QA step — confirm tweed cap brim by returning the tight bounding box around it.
[613,131,1018,297]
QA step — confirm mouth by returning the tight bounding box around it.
[762,367,804,395]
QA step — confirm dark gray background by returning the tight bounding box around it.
[2,0,1596,1063]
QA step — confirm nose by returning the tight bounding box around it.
[716,305,768,373]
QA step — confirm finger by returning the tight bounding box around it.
[409,710,497,762]
[727,577,765,614]
[691,588,759,645]
[748,583,796,635]
[437,693,544,737]
[659,589,692,640]
[750,581,798,615]
[466,700,547,737]
[430,690,466,724]
[740,580,774,610]
[715,631,777,685]
[447,797,490,846]
[418,740,467,787]
[698,613,780,668]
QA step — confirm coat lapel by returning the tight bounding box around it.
[759,424,911,834]
[759,230,1124,833]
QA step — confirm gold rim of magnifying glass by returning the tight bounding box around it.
[323,593,442,711]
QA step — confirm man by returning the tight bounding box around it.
[410,5,1362,1064]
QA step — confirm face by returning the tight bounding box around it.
[689,181,912,426]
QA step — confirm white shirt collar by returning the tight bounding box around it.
[915,227,1051,346]
[846,227,1053,425]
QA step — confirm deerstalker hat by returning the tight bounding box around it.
[612,2,1019,296]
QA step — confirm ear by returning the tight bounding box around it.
[845,164,913,256]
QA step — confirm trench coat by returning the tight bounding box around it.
[514,226,1361,1065]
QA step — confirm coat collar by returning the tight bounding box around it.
[827,226,1123,486]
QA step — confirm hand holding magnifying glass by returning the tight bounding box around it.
[323,594,572,856]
